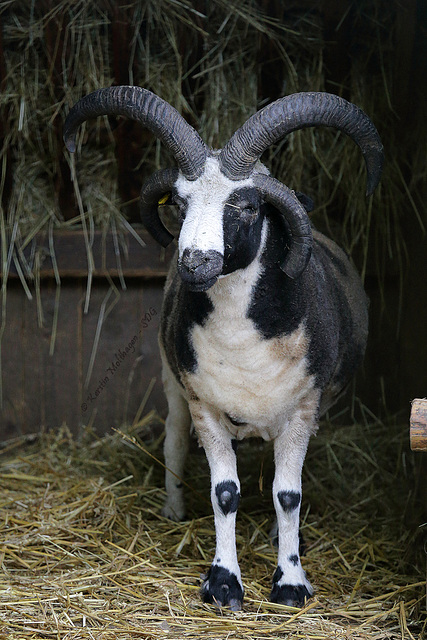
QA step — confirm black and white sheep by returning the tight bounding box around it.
[64,86,383,611]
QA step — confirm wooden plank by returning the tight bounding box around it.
[79,281,166,432]
[0,288,34,438]
[39,281,82,433]
[137,281,166,419]
[410,399,427,452]
[0,281,83,436]
[0,276,168,436]
[3,228,175,280]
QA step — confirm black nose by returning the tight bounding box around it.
[178,248,224,291]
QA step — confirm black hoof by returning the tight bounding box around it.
[201,565,244,610]
[270,582,312,607]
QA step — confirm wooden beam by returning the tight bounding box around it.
[2,228,175,280]
[410,399,427,451]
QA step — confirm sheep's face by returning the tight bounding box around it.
[172,157,265,292]
[64,87,383,290]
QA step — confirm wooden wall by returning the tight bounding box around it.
[1,229,174,437]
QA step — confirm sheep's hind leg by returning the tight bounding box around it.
[191,403,244,611]
[270,402,317,606]
[161,367,191,522]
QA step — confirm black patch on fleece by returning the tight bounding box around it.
[272,565,283,584]
[289,554,299,566]
[215,480,240,515]
[161,266,214,377]
[277,490,301,512]
[222,187,265,275]
[248,207,306,341]
[248,209,367,392]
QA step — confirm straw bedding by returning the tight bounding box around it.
[0,414,425,639]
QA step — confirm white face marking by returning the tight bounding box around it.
[176,157,253,257]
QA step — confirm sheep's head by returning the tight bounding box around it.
[64,87,383,292]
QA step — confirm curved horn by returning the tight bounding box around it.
[253,174,312,279]
[64,86,207,181]
[139,168,179,247]
[220,92,383,195]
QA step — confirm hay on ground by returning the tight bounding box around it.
[0,414,425,639]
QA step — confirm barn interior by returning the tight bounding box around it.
[0,1,426,638]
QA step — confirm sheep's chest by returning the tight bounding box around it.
[185,270,315,439]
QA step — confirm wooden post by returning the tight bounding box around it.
[410,399,427,451]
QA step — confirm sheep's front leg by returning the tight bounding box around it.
[271,405,317,606]
[191,403,243,611]
[161,364,191,522]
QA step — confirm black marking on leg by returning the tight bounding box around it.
[289,554,299,566]
[215,480,240,516]
[175,482,183,489]
[201,565,244,610]
[270,583,312,607]
[272,565,283,583]
[277,490,301,512]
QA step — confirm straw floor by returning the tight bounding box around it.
[0,413,425,639]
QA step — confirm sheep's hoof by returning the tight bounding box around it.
[201,565,244,611]
[161,502,186,522]
[270,582,312,607]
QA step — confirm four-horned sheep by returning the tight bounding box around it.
[64,86,383,611]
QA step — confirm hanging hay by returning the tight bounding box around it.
[0,0,423,282]
[0,414,425,639]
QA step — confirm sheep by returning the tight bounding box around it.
[64,86,383,611]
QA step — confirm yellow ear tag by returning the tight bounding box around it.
[158,193,170,205]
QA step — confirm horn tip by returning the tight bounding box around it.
[365,164,383,197]
[365,145,384,197]
[64,133,76,153]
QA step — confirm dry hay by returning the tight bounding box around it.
[0,413,425,639]
[0,0,424,282]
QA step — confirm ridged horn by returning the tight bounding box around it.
[253,174,312,279]
[64,86,207,181]
[139,168,179,247]
[220,92,383,196]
